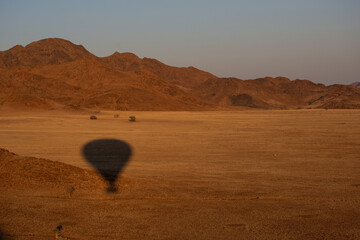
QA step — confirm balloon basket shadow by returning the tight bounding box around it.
[106,182,118,193]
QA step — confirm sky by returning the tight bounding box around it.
[0,0,359,85]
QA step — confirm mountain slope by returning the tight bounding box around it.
[0,38,359,110]
[0,58,216,110]
[192,77,360,109]
[101,52,216,89]
[0,148,103,190]
[0,38,96,68]
[0,38,218,110]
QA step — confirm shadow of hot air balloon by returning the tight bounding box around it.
[82,139,132,193]
[0,226,13,240]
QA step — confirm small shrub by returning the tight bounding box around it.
[90,115,97,120]
[129,116,136,122]
[114,114,119,118]
[68,186,75,198]
[53,225,62,239]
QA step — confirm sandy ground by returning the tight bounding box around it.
[0,109,360,239]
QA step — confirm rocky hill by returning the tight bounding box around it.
[0,38,96,68]
[0,39,216,110]
[101,52,216,89]
[0,148,102,191]
[1,38,359,110]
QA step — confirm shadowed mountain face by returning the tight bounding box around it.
[192,77,360,109]
[351,82,360,88]
[0,38,360,110]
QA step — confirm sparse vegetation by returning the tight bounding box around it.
[68,186,75,198]
[90,115,97,120]
[114,114,119,118]
[53,225,62,239]
[129,116,136,122]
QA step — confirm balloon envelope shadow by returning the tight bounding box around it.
[0,226,12,240]
[82,139,132,193]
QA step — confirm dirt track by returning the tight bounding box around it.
[0,110,360,239]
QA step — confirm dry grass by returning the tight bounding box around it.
[0,109,359,239]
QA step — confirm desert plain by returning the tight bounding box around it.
[0,109,359,239]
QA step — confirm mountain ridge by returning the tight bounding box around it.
[1,38,359,110]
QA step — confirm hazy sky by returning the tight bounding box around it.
[0,0,359,85]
